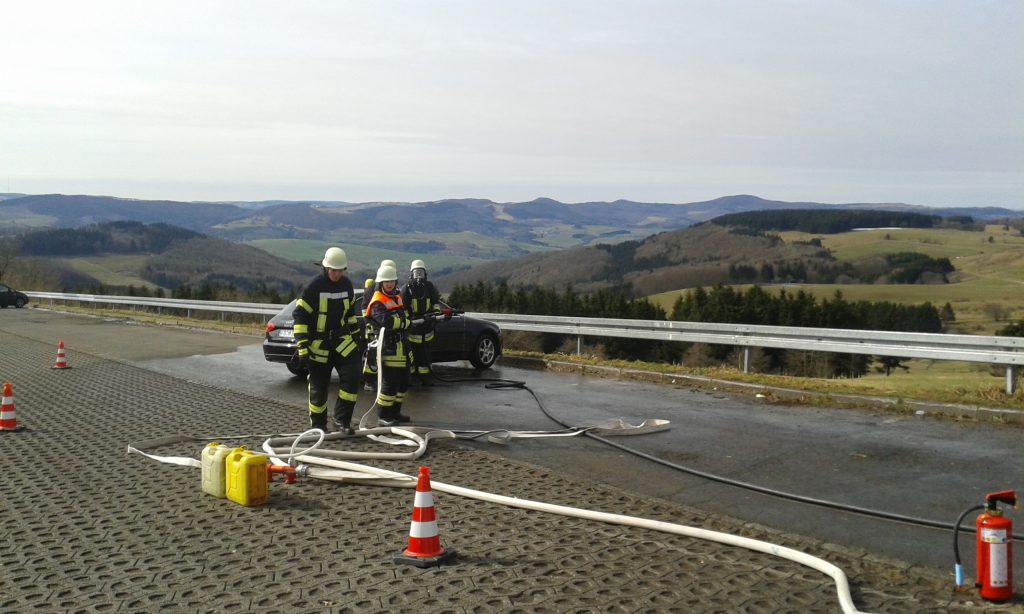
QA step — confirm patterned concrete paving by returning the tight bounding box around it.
[1,332,1020,613]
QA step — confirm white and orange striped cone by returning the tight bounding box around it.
[52,340,70,369]
[0,383,26,432]
[394,466,456,567]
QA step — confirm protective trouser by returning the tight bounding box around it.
[374,334,409,423]
[307,350,361,430]
[408,332,434,378]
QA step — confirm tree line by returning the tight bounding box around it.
[709,209,945,234]
[448,280,949,378]
[17,221,199,256]
[75,280,291,305]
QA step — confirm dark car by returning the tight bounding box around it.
[0,284,29,308]
[263,299,501,376]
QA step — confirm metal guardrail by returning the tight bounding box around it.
[26,291,1024,393]
[474,312,1024,393]
[27,291,286,317]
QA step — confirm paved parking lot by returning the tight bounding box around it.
[1,313,1021,612]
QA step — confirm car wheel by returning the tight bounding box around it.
[14,298,25,308]
[286,362,308,377]
[469,333,498,370]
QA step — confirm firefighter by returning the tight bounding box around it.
[401,259,447,386]
[292,247,361,434]
[361,259,397,391]
[364,263,412,426]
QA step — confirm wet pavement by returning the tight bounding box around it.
[1,307,1022,612]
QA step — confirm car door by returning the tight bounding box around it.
[0,284,13,307]
[430,301,465,360]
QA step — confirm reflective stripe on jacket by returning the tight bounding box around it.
[293,274,358,363]
[365,290,410,364]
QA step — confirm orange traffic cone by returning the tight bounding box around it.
[52,340,70,369]
[0,383,26,432]
[394,466,456,567]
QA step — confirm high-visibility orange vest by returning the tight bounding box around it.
[364,290,404,318]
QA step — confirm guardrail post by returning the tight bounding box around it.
[741,347,752,374]
[577,335,582,355]
[1006,366,1018,395]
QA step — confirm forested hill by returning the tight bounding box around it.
[435,223,837,296]
[435,209,964,295]
[19,221,201,255]
[708,209,957,233]
[11,221,312,296]
[3,193,1015,242]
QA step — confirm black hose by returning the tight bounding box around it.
[954,504,985,567]
[429,365,1024,542]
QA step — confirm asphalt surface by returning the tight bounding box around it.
[2,306,1022,612]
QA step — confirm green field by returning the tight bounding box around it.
[650,224,1024,335]
[531,224,653,249]
[67,255,161,289]
[247,237,499,277]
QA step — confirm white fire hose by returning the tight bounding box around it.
[259,428,872,614]
[129,421,871,613]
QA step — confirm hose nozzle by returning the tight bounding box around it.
[267,464,299,484]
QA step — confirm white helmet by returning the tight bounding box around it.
[410,259,426,271]
[322,247,347,270]
[375,264,398,283]
[380,259,396,269]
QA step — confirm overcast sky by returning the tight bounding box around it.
[2,1,1021,207]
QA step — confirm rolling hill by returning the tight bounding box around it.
[3,221,313,295]
[433,209,996,296]
[5,194,1023,315]
[4,193,1019,271]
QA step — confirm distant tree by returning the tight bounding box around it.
[996,320,1024,338]
[940,302,956,323]
[983,303,1010,322]
[875,356,911,376]
[0,236,19,283]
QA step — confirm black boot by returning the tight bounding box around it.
[378,405,399,427]
[394,403,411,423]
[333,401,354,435]
[309,411,328,431]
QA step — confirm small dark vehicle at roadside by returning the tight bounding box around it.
[0,284,29,309]
[263,299,501,376]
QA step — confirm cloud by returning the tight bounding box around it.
[2,1,1021,206]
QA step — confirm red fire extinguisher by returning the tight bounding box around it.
[976,491,1017,601]
[954,490,1017,602]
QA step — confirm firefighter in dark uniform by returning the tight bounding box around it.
[364,263,411,426]
[293,247,361,434]
[401,259,445,386]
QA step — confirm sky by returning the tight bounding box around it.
[2,1,1022,208]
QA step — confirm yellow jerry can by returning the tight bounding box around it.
[225,448,269,507]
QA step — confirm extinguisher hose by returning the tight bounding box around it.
[952,504,985,589]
